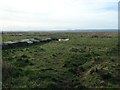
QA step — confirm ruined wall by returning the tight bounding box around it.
[2,38,58,49]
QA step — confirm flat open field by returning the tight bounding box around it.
[2,32,119,88]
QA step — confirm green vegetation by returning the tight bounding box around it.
[2,32,119,89]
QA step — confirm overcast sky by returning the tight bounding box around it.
[0,0,119,31]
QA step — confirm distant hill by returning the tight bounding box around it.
[2,29,118,33]
[47,29,118,32]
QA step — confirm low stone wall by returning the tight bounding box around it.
[2,38,58,49]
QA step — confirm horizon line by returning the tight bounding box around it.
[1,29,118,33]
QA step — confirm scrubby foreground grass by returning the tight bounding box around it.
[2,32,119,89]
